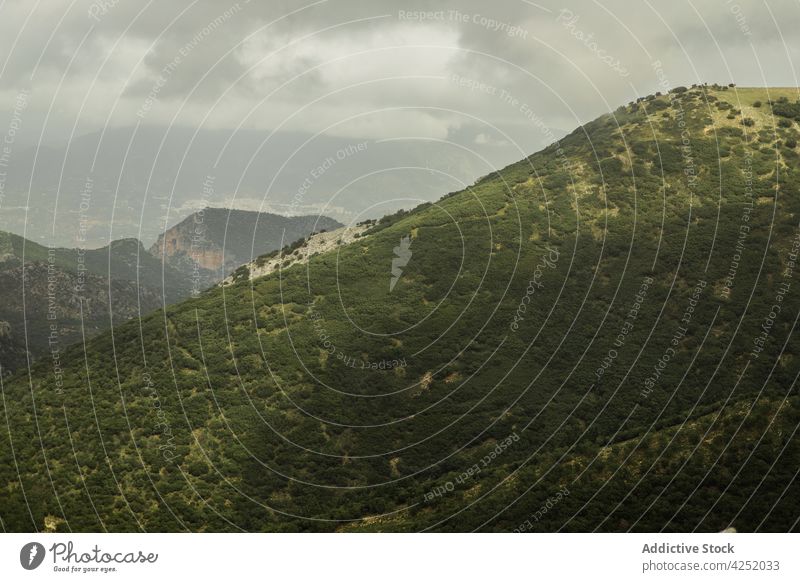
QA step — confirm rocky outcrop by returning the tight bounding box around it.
[150,208,343,285]
[150,217,225,271]
[223,224,368,284]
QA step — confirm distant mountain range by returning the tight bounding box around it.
[0,209,339,375]
[0,126,500,248]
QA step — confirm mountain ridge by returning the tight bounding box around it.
[0,208,342,375]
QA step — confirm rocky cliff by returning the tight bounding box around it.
[149,208,343,285]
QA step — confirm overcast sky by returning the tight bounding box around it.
[1,0,798,151]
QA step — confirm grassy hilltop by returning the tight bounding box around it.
[2,84,800,532]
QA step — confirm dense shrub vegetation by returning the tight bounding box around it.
[1,86,799,533]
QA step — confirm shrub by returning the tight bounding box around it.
[786,138,797,149]
[742,118,755,127]
[773,100,800,119]
[753,100,762,107]
[778,118,793,128]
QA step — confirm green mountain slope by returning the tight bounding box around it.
[2,85,800,532]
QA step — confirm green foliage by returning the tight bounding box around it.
[2,87,800,533]
[772,99,800,119]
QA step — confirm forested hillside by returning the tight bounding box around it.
[2,85,799,532]
[0,233,190,375]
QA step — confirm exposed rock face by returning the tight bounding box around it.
[150,208,343,286]
[150,221,225,271]
[223,224,369,284]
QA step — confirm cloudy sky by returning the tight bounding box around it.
[2,0,798,146]
[0,0,799,245]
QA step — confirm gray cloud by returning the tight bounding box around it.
[1,0,798,147]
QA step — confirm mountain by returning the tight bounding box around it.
[149,208,343,287]
[0,209,340,375]
[2,85,800,533]
[0,231,191,376]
